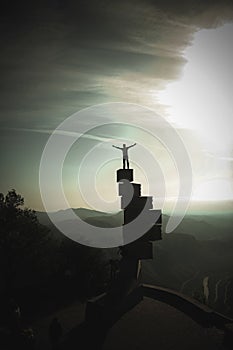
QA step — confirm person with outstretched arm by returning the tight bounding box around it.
[112,143,136,169]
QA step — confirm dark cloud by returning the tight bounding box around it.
[1,1,233,129]
[147,0,233,18]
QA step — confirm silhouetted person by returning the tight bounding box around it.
[109,259,120,281]
[49,317,62,349]
[19,327,35,350]
[8,298,21,331]
[112,143,136,169]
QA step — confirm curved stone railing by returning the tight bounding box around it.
[140,284,233,329]
[76,283,233,350]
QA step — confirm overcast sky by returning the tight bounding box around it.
[1,0,233,212]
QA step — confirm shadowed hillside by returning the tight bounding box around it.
[36,208,233,318]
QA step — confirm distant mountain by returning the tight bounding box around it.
[36,208,123,227]
[37,209,233,240]
[163,213,233,241]
[85,215,123,228]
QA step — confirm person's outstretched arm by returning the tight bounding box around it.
[112,145,122,150]
[127,143,136,149]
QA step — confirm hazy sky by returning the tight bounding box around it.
[1,1,233,212]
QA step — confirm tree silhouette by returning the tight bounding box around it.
[60,236,108,298]
[0,189,50,294]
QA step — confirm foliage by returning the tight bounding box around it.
[0,189,50,293]
[0,189,109,307]
[60,236,108,298]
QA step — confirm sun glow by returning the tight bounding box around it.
[158,23,233,156]
[192,179,233,202]
[157,23,233,202]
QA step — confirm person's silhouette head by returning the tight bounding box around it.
[123,143,126,147]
